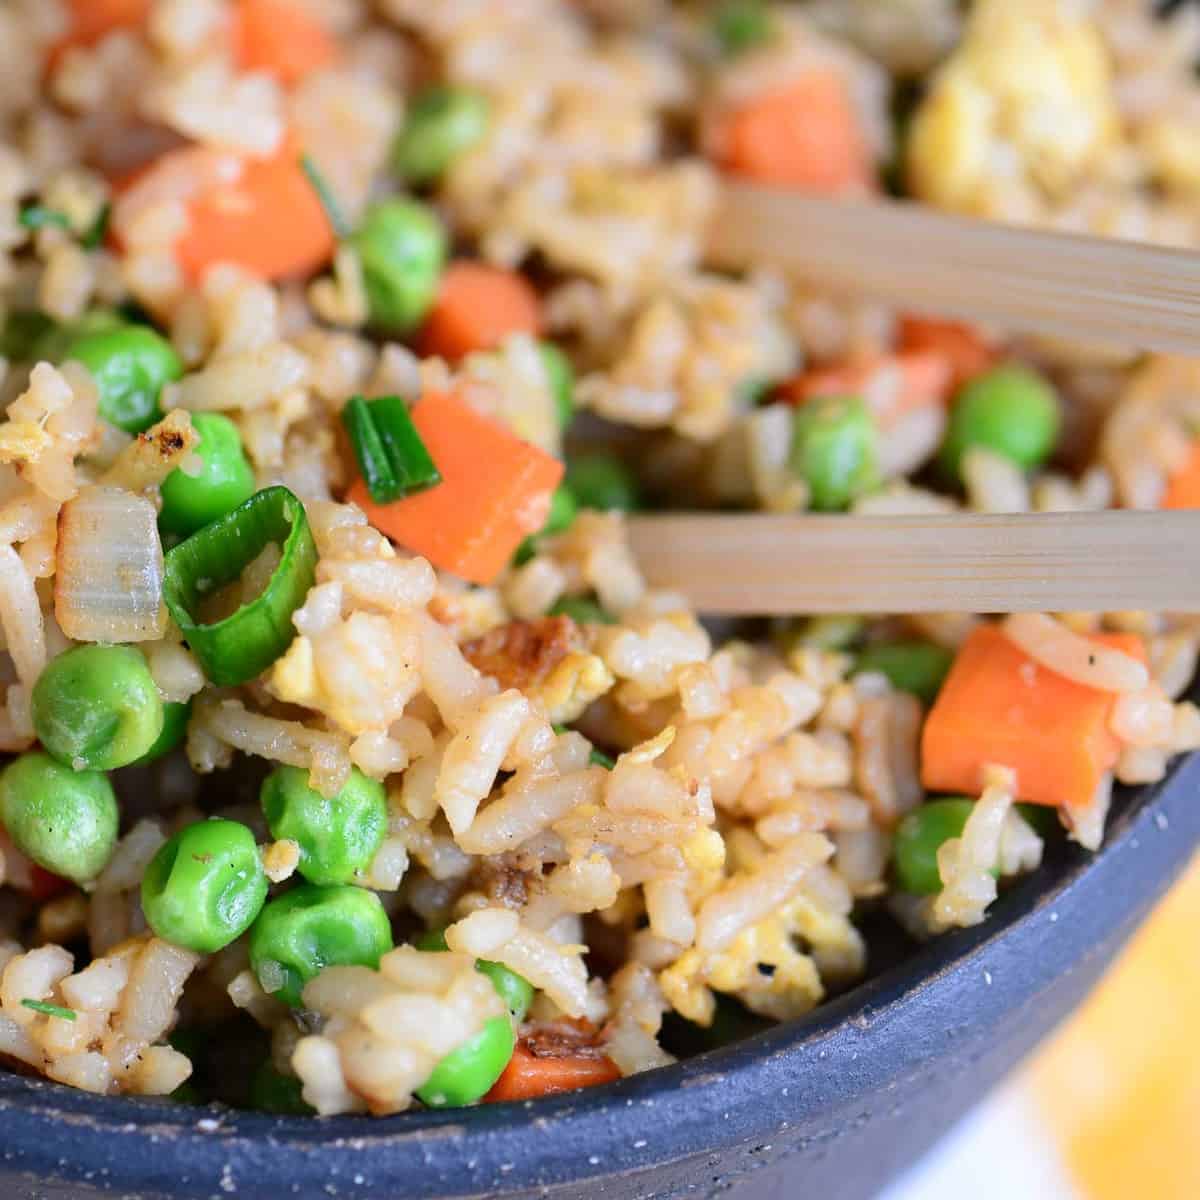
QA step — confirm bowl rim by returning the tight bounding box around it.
[0,749,1197,1198]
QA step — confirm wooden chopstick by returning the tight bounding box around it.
[710,184,1200,355]
[626,511,1200,614]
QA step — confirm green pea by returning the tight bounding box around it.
[393,86,490,185]
[260,765,387,887]
[538,342,575,430]
[0,752,117,883]
[416,928,534,1021]
[789,394,878,511]
[893,799,1000,896]
[159,413,256,538]
[131,699,192,766]
[65,325,183,434]
[249,884,393,1009]
[565,454,640,512]
[854,641,954,705]
[32,645,164,771]
[714,1,771,55]
[141,819,269,953]
[548,595,616,626]
[349,199,447,333]
[250,1062,314,1115]
[415,1015,515,1108]
[939,365,1060,482]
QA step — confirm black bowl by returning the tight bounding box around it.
[1,747,1197,1200]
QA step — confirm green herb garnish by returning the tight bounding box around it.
[22,999,76,1021]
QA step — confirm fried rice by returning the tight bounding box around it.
[0,0,1196,1118]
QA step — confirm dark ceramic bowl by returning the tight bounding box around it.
[1,747,1197,1200]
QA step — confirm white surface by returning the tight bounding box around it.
[879,1082,1079,1200]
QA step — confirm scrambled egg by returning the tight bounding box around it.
[659,889,864,1025]
[269,612,422,734]
[535,650,615,725]
[906,0,1119,213]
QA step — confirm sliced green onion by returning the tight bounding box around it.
[19,204,70,232]
[163,487,317,688]
[714,1,771,56]
[342,394,440,504]
[300,155,350,240]
[342,396,396,502]
[22,999,76,1021]
[82,202,111,251]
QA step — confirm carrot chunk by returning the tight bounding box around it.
[709,71,874,194]
[29,866,70,903]
[920,624,1146,811]
[59,0,150,45]
[174,139,335,282]
[1163,442,1200,510]
[483,1044,621,1103]
[898,317,998,390]
[349,393,563,585]
[47,0,151,71]
[420,262,542,361]
[779,351,953,424]
[233,0,337,86]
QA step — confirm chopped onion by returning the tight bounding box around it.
[55,485,165,643]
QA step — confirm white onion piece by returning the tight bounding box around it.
[55,486,165,643]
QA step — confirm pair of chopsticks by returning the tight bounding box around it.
[628,185,1200,615]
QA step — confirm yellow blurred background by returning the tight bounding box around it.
[1030,854,1200,1200]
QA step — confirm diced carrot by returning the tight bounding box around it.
[709,71,874,194]
[898,317,998,390]
[172,137,335,282]
[483,1043,621,1103]
[778,351,953,424]
[28,867,70,903]
[47,0,151,71]
[420,262,543,361]
[1162,442,1200,510]
[233,0,337,86]
[921,624,1147,811]
[349,392,563,585]
[60,0,150,45]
